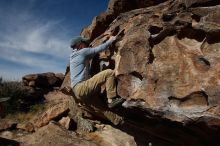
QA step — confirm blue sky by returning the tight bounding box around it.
[0,0,108,80]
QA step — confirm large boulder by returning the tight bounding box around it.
[22,72,64,88]
[34,102,69,128]
[22,72,64,101]
[88,0,220,125]
[65,0,220,145]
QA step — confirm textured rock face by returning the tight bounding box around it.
[34,102,69,128]
[81,0,168,41]
[83,0,220,126]
[74,0,220,145]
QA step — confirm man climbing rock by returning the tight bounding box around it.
[63,35,124,108]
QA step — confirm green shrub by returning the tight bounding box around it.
[0,77,44,117]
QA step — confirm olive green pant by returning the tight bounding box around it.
[73,69,116,100]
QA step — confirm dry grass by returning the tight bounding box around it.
[0,77,45,120]
[5,103,45,122]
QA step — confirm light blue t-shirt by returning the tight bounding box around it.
[70,39,114,87]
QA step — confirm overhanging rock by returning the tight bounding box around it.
[63,0,220,145]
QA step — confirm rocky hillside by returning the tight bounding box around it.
[1,0,220,146]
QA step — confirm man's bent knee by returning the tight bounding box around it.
[102,69,114,76]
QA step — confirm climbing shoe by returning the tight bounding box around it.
[60,86,72,95]
[108,97,125,109]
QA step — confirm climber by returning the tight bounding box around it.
[62,35,125,108]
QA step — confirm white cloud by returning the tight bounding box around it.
[2,18,70,58]
[0,1,72,79]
